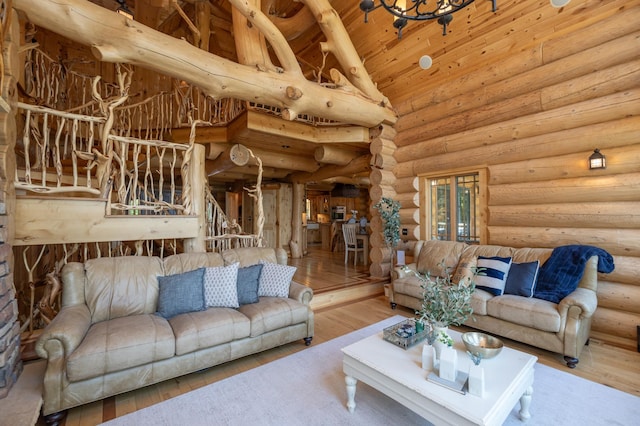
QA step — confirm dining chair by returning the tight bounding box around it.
[331,221,344,252]
[342,223,364,265]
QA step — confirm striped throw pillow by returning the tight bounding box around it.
[475,256,512,296]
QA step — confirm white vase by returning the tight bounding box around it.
[432,325,451,360]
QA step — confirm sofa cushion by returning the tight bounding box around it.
[238,297,310,337]
[504,261,540,297]
[67,314,175,382]
[416,240,467,277]
[470,288,493,316]
[511,247,552,264]
[163,252,225,275]
[156,268,205,319]
[475,256,512,296]
[237,264,263,305]
[487,295,561,333]
[169,308,251,356]
[203,263,240,308]
[85,256,164,323]
[222,247,279,267]
[461,244,515,259]
[258,262,296,297]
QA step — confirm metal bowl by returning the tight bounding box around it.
[462,332,504,361]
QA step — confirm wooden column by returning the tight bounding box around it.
[369,123,398,278]
[195,0,210,51]
[290,182,305,258]
[207,144,251,176]
[183,143,207,252]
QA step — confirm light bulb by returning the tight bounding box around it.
[419,55,433,70]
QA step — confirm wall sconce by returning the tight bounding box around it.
[116,0,134,19]
[589,149,606,170]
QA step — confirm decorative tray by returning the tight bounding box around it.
[383,319,429,350]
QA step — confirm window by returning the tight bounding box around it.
[423,171,483,244]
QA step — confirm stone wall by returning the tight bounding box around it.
[0,9,22,399]
[0,236,21,398]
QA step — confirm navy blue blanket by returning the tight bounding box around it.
[534,245,614,304]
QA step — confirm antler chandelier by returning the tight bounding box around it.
[360,0,497,37]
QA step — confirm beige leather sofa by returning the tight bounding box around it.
[36,247,314,424]
[390,240,600,369]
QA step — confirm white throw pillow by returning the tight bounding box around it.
[203,262,240,308]
[258,261,296,298]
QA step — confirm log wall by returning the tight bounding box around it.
[381,1,640,349]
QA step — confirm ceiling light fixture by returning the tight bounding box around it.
[359,0,497,37]
[116,0,134,20]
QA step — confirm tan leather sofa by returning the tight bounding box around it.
[390,240,600,369]
[36,247,314,424]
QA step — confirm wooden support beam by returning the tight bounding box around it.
[169,111,370,144]
[195,0,211,51]
[241,111,370,143]
[314,145,356,165]
[14,0,397,127]
[169,126,227,144]
[268,5,315,40]
[204,142,319,172]
[289,154,371,184]
[232,0,280,72]
[207,143,251,176]
[13,197,199,245]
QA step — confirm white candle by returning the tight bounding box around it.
[468,365,485,397]
[439,347,457,382]
[422,344,434,370]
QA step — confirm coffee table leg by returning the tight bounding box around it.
[519,385,533,421]
[345,375,358,413]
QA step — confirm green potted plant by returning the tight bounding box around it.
[415,272,475,329]
[373,196,401,248]
[413,263,477,352]
[373,196,401,262]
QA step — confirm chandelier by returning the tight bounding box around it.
[359,0,497,37]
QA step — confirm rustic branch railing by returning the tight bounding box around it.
[18,50,269,251]
[16,102,193,215]
[16,102,105,195]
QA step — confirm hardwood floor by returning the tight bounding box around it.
[290,244,386,294]
[38,247,640,425]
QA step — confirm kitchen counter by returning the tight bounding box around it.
[320,223,331,250]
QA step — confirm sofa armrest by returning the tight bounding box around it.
[35,304,92,360]
[558,287,598,319]
[393,263,418,281]
[289,280,313,305]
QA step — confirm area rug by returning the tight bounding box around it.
[102,315,639,426]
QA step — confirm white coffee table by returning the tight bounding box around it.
[342,327,537,426]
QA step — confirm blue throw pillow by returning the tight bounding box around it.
[504,261,539,297]
[475,256,512,296]
[156,268,205,319]
[237,264,263,305]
